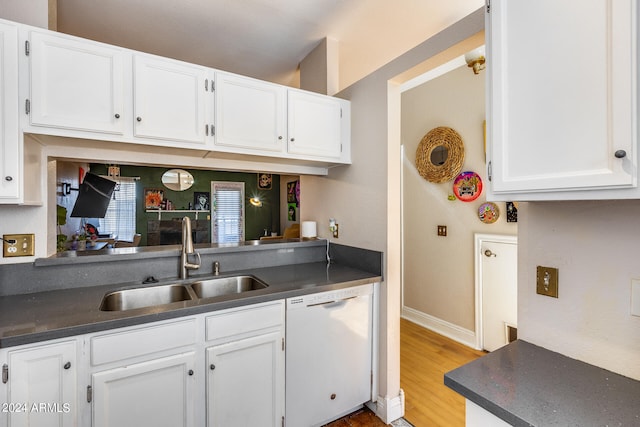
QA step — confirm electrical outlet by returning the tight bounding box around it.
[3,234,35,257]
[536,266,559,298]
[437,225,447,236]
[332,223,339,238]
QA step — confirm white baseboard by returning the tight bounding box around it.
[371,389,405,424]
[402,306,478,349]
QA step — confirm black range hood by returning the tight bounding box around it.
[70,173,117,218]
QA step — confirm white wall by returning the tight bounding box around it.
[1,0,51,28]
[518,200,640,380]
[401,64,516,333]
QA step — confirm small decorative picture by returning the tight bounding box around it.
[506,201,518,223]
[194,192,210,210]
[145,189,164,209]
[287,180,299,204]
[258,173,272,190]
[287,203,297,221]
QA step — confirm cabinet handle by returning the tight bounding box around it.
[5,176,12,182]
[290,138,295,142]
[278,136,283,140]
[614,150,627,159]
[114,113,120,119]
[136,117,142,122]
[188,369,194,376]
[63,362,71,370]
[330,393,336,400]
[210,364,215,370]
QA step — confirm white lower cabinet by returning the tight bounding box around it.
[92,352,196,427]
[206,331,284,427]
[0,339,78,427]
[204,301,285,427]
[0,292,370,427]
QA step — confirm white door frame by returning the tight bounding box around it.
[474,233,517,350]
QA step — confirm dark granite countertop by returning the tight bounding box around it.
[445,340,640,426]
[0,261,380,348]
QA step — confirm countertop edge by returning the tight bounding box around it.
[444,340,640,426]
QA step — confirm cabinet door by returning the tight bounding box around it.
[214,71,286,154]
[29,31,126,134]
[487,0,637,196]
[206,332,284,427]
[0,22,20,201]
[287,89,343,159]
[133,54,209,146]
[92,352,195,427]
[7,341,77,427]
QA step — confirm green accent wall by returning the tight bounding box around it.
[90,165,280,245]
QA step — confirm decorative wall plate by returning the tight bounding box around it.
[478,202,500,224]
[453,171,482,202]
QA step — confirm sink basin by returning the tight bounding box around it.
[190,275,268,299]
[100,284,193,311]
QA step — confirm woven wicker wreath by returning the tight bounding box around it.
[415,126,465,183]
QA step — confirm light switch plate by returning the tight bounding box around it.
[536,266,559,298]
[631,279,640,317]
[3,234,35,257]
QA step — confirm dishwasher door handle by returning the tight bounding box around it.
[307,296,357,309]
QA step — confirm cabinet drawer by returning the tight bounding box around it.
[91,318,197,366]
[206,301,283,342]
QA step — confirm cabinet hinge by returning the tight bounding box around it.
[281,337,285,351]
[340,108,342,118]
[282,416,285,427]
[488,161,492,182]
[340,143,343,153]
[86,385,92,403]
[206,124,209,137]
[2,364,8,384]
[212,81,215,91]
[25,99,30,115]
[486,0,491,13]
[205,79,208,92]
[211,125,215,136]
[25,40,30,56]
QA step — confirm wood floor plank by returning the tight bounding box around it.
[400,318,486,427]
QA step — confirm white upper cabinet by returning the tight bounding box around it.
[29,30,126,135]
[287,89,345,160]
[133,54,211,146]
[214,71,286,154]
[486,0,638,200]
[0,21,20,202]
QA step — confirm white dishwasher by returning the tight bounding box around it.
[285,283,374,427]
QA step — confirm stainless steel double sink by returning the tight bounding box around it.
[99,276,268,311]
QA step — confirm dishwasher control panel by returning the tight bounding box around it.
[286,283,373,309]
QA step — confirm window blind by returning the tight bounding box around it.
[99,177,137,241]
[212,181,245,243]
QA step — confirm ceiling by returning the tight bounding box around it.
[55,0,483,91]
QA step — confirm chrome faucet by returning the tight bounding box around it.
[180,216,201,279]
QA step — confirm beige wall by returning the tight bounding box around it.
[1,0,53,28]
[518,200,640,380]
[302,8,485,414]
[401,64,516,332]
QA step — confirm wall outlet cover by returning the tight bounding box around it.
[3,234,35,257]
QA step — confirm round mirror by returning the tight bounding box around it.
[430,145,448,166]
[161,169,194,191]
[415,127,465,183]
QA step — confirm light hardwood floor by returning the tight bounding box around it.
[326,318,486,426]
[400,318,486,426]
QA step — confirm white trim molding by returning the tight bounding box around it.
[402,306,477,349]
[370,389,405,424]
